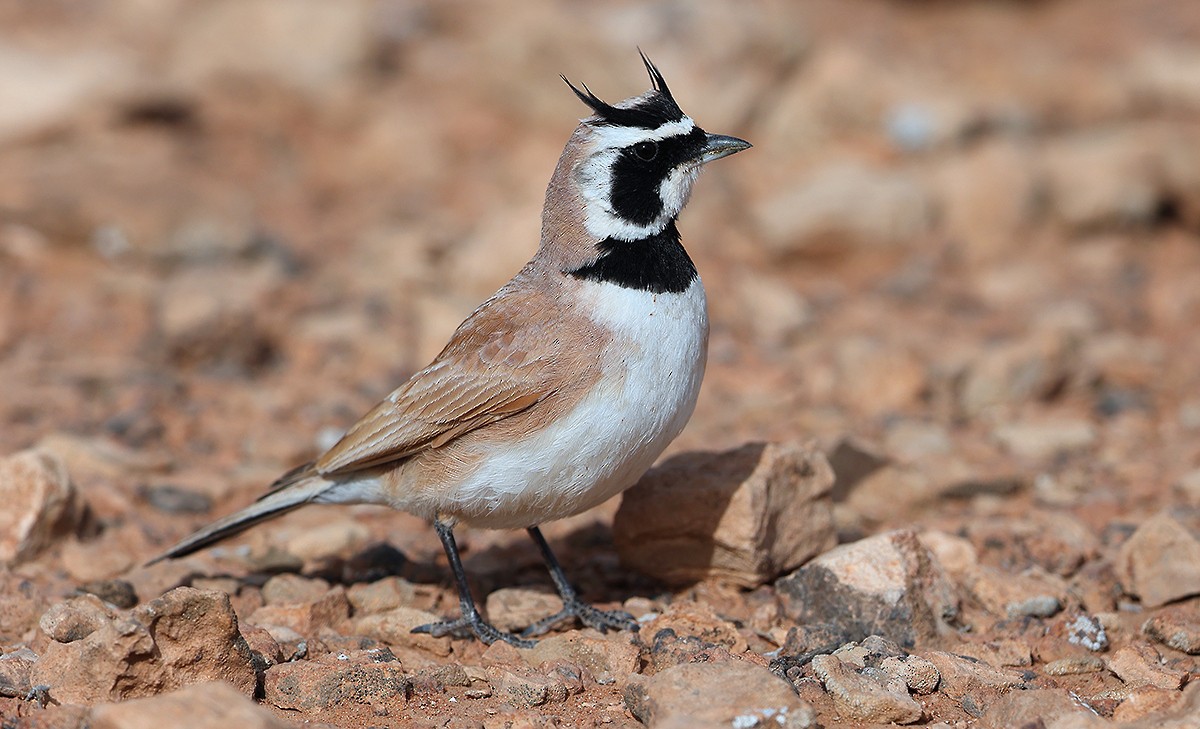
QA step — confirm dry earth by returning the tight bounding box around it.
[3,1,1200,727]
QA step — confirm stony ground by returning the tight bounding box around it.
[3,1,1200,727]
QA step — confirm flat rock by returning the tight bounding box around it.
[920,651,1023,699]
[776,529,959,646]
[89,681,291,729]
[263,648,410,712]
[0,646,37,698]
[614,441,835,587]
[248,585,350,636]
[981,688,1094,729]
[0,449,84,565]
[346,577,419,615]
[485,587,563,633]
[485,664,570,708]
[1117,513,1200,607]
[354,606,451,657]
[811,653,922,724]
[1143,608,1200,654]
[625,660,817,729]
[260,573,332,605]
[522,629,640,686]
[31,587,256,704]
[965,565,1067,619]
[1106,643,1187,689]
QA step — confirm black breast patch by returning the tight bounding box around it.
[566,221,697,294]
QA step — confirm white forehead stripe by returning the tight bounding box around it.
[587,116,696,149]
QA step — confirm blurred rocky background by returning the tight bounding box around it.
[3,0,1200,727]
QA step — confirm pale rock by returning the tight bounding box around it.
[981,688,1095,729]
[31,587,256,703]
[1113,686,1189,723]
[485,665,569,708]
[614,441,835,587]
[261,624,306,662]
[60,535,135,583]
[625,660,816,729]
[1042,127,1167,230]
[883,420,952,463]
[261,574,331,606]
[810,653,922,725]
[955,639,1031,669]
[36,433,171,482]
[879,654,940,695]
[1106,643,1186,690]
[1142,609,1200,654]
[90,681,292,729]
[0,449,83,565]
[993,419,1097,461]
[39,594,116,642]
[641,602,748,655]
[354,606,451,657]
[1044,656,1105,675]
[1066,614,1110,652]
[248,585,350,636]
[918,531,979,581]
[965,565,1066,619]
[522,629,640,686]
[0,44,131,143]
[0,573,47,641]
[346,577,419,615]
[754,162,934,254]
[285,518,371,561]
[733,271,812,347]
[957,333,1076,417]
[485,587,563,633]
[1117,513,1200,607]
[920,651,1023,699]
[776,529,959,646]
[263,648,409,712]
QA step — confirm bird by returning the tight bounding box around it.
[149,52,751,648]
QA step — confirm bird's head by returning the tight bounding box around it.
[561,52,751,243]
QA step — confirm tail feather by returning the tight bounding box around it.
[146,475,331,566]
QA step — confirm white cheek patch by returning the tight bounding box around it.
[658,165,700,220]
[575,116,705,243]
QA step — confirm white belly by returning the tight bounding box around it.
[447,278,708,529]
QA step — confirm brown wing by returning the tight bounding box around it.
[314,285,579,477]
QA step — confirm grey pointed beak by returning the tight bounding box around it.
[699,133,752,164]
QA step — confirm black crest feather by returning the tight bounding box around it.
[561,52,686,130]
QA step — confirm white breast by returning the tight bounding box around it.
[446,278,708,529]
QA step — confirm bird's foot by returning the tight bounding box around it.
[522,597,639,638]
[412,611,535,649]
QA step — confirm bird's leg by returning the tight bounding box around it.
[411,519,534,648]
[520,526,639,638]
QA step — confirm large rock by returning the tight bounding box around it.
[775,529,958,646]
[89,681,291,729]
[1117,513,1200,607]
[614,441,835,587]
[31,588,257,703]
[624,660,817,729]
[810,653,922,724]
[0,449,84,564]
[263,648,410,712]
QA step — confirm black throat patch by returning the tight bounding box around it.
[566,220,697,294]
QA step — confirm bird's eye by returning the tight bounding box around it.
[632,141,658,161]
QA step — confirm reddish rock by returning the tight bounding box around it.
[522,629,640,686]
[980,688,1095,729]
[1106,643,1187,690]
[0,449,84,565]
[260,573,331,605]
[346,577,419,615]
[354,606,452,657]
[1118,513,1200,608]
[484,587,563,633]
[248,585,350,636]
[31,587,256,703]
[776,529,959,646]
[89,681,291,729]
[0,646,37,699]
[614,441,835,587]
[919,651,1023,699]
[625,660,817,728]
[1143,608,1200,654]
[811,653,922,724]
[263,648,409,712]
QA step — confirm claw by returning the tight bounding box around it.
[413,613,535,649]
[521,598,639,638]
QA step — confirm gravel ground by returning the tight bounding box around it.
[3,1,1200,727]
